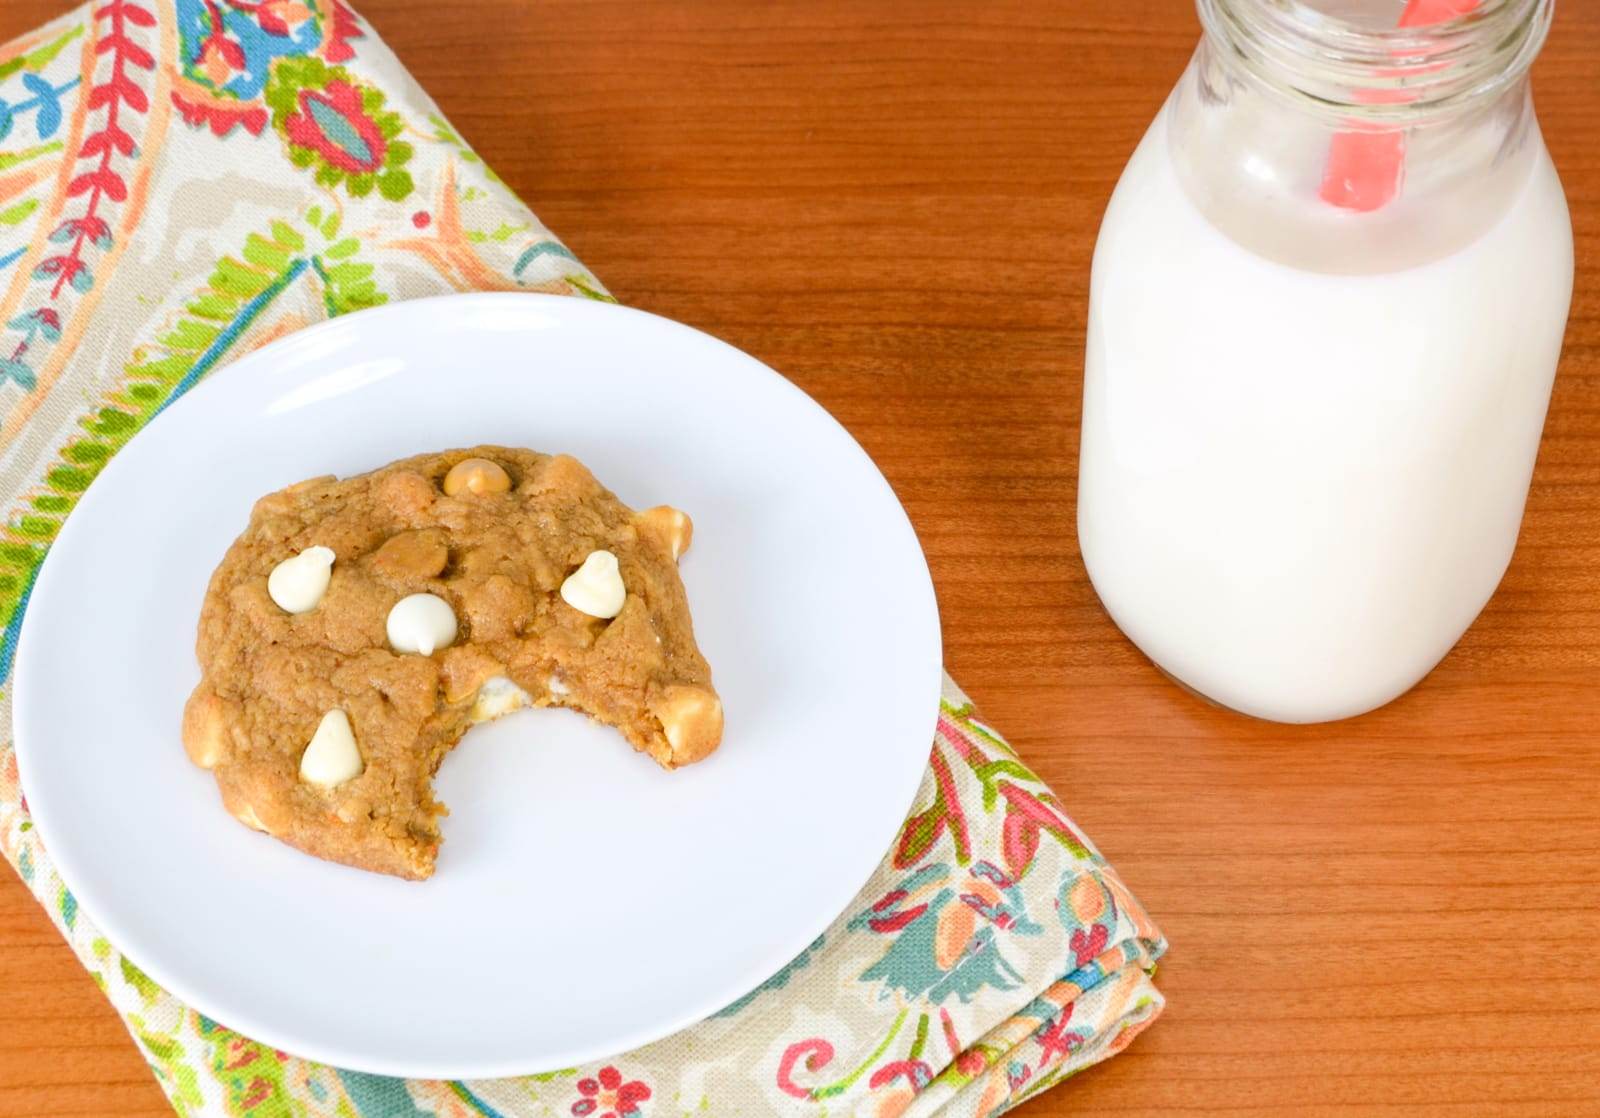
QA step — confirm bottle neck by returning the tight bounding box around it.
[1197,0,1553,126]
[1166,0,1554,274]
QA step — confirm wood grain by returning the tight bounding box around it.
[1,1,1597,1114]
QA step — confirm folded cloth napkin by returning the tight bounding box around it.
[0,4,1167,1115]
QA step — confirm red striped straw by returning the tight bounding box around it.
[1318,0,1482,211]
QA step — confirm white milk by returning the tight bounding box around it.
[1078,107,1573,722]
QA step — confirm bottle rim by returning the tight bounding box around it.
[1196,0,1555,123]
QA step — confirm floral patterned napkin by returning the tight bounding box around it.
[0,4,1167,1115]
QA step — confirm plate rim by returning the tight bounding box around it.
[12,291,943,1079]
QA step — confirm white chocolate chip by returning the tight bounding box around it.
[547,674,569,696]
[560,550,626,619]
[386,592,458,655]
[472,675,532,723]
[267,545,335,613]
[300,710,363,789]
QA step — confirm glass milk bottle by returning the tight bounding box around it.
[1078,0,1572,722]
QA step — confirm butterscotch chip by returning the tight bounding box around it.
[181,688,233,769]
[184,446,721,880]
[371,529,449,580]
[650,685,724,766]
[636,506,693,561]
[442,456,512,497]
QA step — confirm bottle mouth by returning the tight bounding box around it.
[1196,0,1554,123]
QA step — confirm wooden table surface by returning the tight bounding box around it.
[2,1,1597,1114]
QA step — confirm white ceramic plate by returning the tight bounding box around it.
[14,293,941,1079]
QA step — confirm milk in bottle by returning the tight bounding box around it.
[1078,0,1573,722]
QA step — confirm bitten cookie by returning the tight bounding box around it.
[182,447,722,880]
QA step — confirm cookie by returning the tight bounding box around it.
[181,447,722,880]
